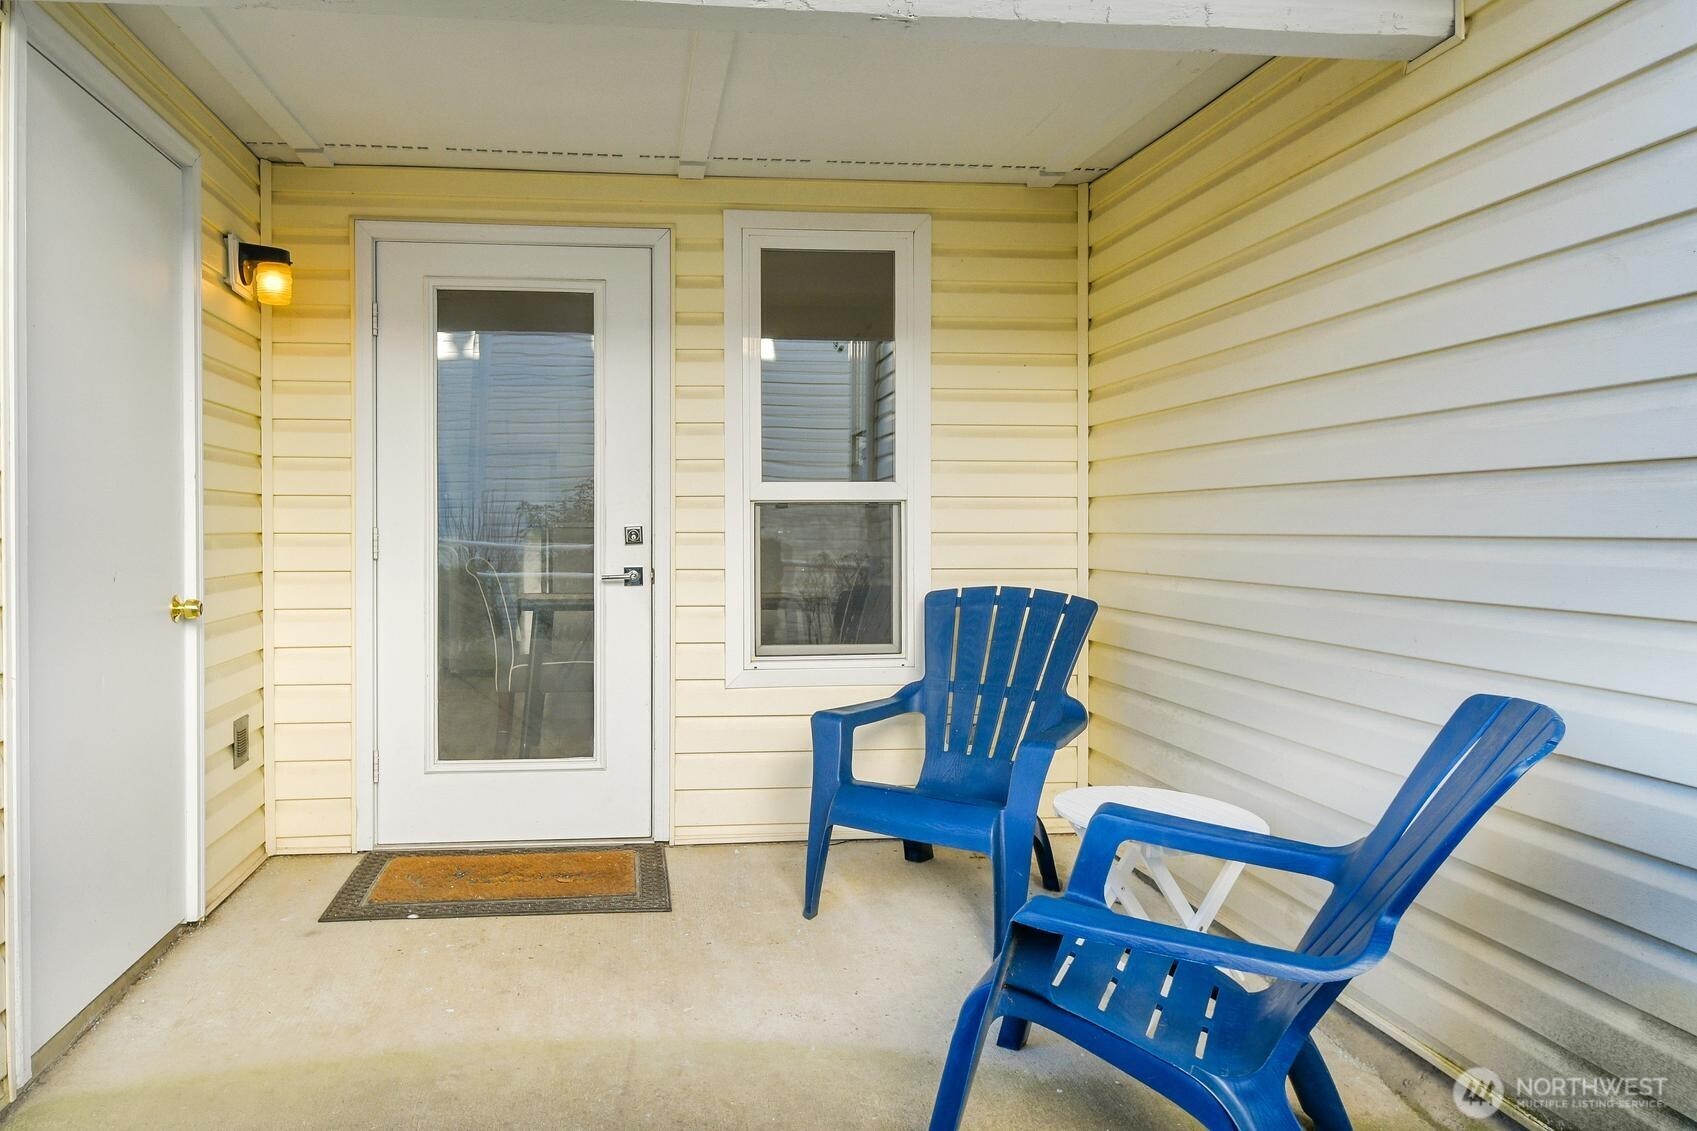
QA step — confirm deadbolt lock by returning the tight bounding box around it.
[170,595,204,622]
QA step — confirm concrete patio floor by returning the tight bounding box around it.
[4,841,1481,1129]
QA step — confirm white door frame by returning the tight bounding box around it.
[0,1,206,1092]
[352,221,673,850]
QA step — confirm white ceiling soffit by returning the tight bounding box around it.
[105,0,1457,59]
[105,0,1451,183]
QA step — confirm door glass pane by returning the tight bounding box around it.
[755,502,900,655]
[436,289,596,761]
[760,249,896,482]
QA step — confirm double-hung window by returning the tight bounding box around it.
[724,211,931,686]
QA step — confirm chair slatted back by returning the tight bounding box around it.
[1298,696,1563,963]
[1257,695,1564,1055]
[917,587,1096,804]
[465,557,518,691]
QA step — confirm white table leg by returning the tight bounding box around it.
[1104,848,1149,917]
[1140,846,1202,928]
[1190,860,1247,933]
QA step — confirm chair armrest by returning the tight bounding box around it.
[1013,895,1375,983]
[1017,698,1088,758]
[1068,803,1354,902]
[1006,698,1088,811]
[811,681,922,781]
[812,681,922,730]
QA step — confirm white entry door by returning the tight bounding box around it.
[18,44,197,1058]
[374,240,654,844]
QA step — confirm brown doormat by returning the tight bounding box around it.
[320,844,670,922]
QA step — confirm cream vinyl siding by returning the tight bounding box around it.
[40,8,269,913]
[267,168,1085,849]
[1085,0,1697,1124]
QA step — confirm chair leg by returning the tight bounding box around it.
[1288,1038,1352,1131]
[804,778,836,919]
[903,840,935,863]
[994,1017,1030,1051]
[1032,822,1062,892]
[929,977,1002,1131]
[803,824,832,919]
[991,827,1033,953]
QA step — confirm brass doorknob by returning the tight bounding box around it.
[170,595,204,622]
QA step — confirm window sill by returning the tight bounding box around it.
[725,660,920,689]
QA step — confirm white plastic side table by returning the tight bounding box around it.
[1053,786,1270,932]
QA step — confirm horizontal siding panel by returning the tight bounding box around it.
[271,723,354,762]
[273,799,353,840]
[273,533,352,572]
[272,418,353,458]
[1091,463,1697,539]
[1092,211,1697,398]
[273,760,351,802]
[273,684,353,724]
[675,747,1077,792]
[1092,5,1697,323]
[1092,609,1697,788]
[676,714,925,756]
[1091,533,1697,620]
[273,647,353,686]
[1089,297,1697,440]
[204,533,261,580]
[933,497,1076,534]
[205,613,264,669]
[1092,378,1697,497]
[273,495,353,534]
[933,533,1076,571]
[273,609,353,648]
[273,571,352,610]
[204,573,262,624]
[1092,141,1697,370]
[1091,572,1695,700]
[932,361,1078,392]
[932,460,1079,498]
[932,568,1079,593]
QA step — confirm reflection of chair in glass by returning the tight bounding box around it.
[464,556,591,756]
[784,552,888,648]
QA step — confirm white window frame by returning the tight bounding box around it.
[723,210,931,688]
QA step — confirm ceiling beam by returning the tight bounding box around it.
[100,0,1456,62]
[161,7,332,166]
[676,31,736,179]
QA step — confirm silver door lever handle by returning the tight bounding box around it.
[600,567,644,586]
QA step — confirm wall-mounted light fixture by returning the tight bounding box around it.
[223,233,293,306]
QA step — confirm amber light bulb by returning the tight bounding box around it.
[251,259,293,306]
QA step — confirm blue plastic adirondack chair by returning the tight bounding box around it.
[930,694,1565,1130]
[804,586,1098,949]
